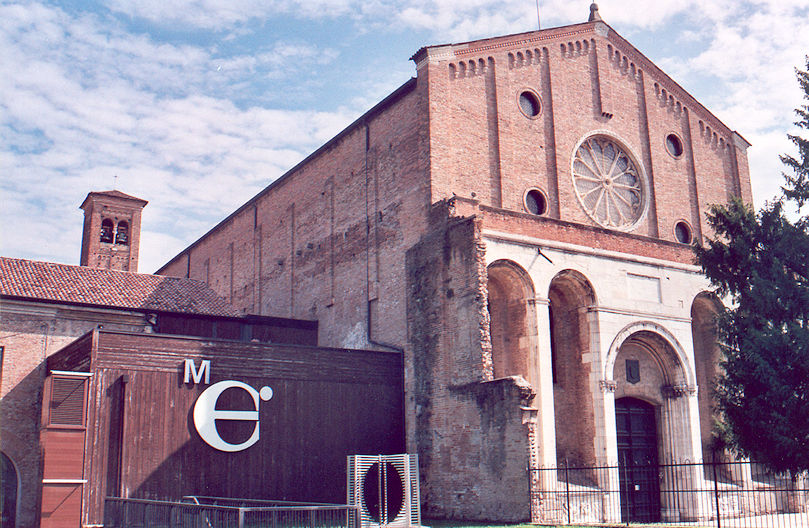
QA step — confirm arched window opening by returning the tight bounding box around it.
[115,221,129,245]
[100,219,114,243]
[486,261,537,385]
[549,270,596,467]
[2,452,17,528]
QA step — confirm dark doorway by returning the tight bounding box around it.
[616,397,660,522]
[1,452,16,528]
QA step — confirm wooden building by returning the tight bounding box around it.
[40,329,404,526]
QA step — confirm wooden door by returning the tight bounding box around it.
[616,397,660,522]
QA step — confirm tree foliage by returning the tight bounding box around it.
[695,57,809,474]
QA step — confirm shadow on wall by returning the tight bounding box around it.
[115,380,405,506]
[1,361,47,528]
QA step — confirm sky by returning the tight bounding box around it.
[2,0,808,274]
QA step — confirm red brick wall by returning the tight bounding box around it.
[424,22,751,246]
[0,303,147,528]
[161,81,430,350]
[406,216,534,520]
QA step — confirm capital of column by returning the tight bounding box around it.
[662,383,696,399]
[599,379,617,393]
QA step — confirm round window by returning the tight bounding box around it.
[572,135,647,229]
[666,134,684,158]
[518,90,541,118]
[525,189,547,215]
[674,221,692,244]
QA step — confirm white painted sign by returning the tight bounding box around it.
[184,359,211,384]
[184,360,274,452]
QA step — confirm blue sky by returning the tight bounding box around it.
[2,0,808,273]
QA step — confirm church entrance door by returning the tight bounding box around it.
[616,397,660,523]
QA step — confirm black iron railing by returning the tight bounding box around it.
[531,460,809,527]
[104,497,360,528]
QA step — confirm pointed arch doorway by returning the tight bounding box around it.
[616,397,660,523]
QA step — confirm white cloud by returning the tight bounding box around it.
[2,0,806,275]
[673,1,809,206]
[104,0,364,29]
[0,2,355,272]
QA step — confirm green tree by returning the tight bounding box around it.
[695,57,809,474]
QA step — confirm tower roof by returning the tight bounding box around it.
[80,190,148,210]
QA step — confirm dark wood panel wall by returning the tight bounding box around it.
[48,331,405,526]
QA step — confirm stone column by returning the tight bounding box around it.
[532,297,557,468]
[597,379,621,523]
[661,383,704,521]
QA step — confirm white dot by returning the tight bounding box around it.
[260,386,273,401]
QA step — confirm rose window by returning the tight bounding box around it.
[572,136,646,229]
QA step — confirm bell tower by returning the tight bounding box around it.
[79,191,148,272]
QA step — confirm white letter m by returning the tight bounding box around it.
[184,359,211,385]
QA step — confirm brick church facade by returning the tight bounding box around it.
[157,7,752,523]
[0,7,754,526]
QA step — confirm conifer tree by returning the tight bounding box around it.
[695,57,809,474]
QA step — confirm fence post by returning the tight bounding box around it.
[620,457,629,526]
[238,507,245,528]
[564,458,571,525]
[712,452,721,528]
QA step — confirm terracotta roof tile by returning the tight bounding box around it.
[0,257,242,317]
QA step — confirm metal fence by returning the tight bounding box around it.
[531,460,809,527]
[104,497,360,528]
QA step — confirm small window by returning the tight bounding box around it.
[49,377,86,426]
[100,219,114,243]
[675,221,692,244]
[115,221,129,245]
[518,90,541,118]
[666,133,684,158]
[525,188,548,215]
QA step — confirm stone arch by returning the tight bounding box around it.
[607,323,696,464]
[1,451,19,528]
[691,291,723,462]
[604,321,693,387]
[486,260,537,383]
[548,269,597,466]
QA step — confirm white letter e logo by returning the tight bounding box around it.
[193,380,273,452]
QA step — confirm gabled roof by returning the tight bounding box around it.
[80,190,148,209]
[0,257,241,317]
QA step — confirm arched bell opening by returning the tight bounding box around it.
[100,218,114,243]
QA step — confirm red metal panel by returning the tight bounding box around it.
[41,483,83,528]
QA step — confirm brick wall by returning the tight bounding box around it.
[160,80,430,351]
[423,22,751,246]
[0,302,147,528]
[405,215,536,521]
[154,21,754,522]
